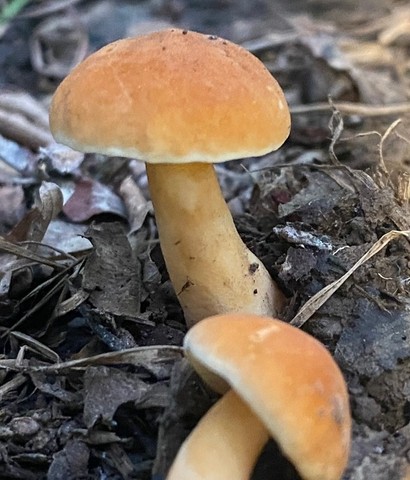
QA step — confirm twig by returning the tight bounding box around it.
[0,91,49,129]
[19,240,78,261]
[0,109,53,149]
[290,102,410,117]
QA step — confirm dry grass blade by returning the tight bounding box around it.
[0,259,81,337]
[0,345,182,373]
[291,101,410,117]
[0,237,65,269]
[291,230,410,328]
[20,241,79,261]
[328,103,344,165]
[377,119,402,179]
[52,288,89,318]
[1,276,67,337]
[10,331,61,363]
[396,172,410,205]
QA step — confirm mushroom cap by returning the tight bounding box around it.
[49,29,290,164]
[184,314,351,480]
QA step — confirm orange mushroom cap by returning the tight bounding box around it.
[49,28,290,164]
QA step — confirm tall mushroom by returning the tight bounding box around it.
[167,313,352,479]
[49,29,291,326]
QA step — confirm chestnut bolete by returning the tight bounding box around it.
[49,29,290,326]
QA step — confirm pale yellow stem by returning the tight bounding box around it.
[146,162,284,326]
[166,390,269,480]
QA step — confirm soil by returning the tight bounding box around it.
[0,0,410,479]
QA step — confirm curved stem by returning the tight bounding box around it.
[167,390,268,480]
[146,162,284,326]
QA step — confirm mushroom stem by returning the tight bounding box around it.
[146,162,285,327]
[167,389,268,480]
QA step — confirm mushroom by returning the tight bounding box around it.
[167,313,351,480]
[49,29,291,326]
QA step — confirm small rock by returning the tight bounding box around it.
[10,417,41,439]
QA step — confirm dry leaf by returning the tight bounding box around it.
[63,178,126,222]
[83,366,170,428]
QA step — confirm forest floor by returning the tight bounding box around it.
[0,0,410,478]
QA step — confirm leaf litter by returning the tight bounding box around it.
[0,1,409,479]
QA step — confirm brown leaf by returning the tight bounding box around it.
[63,178,126,222]
[83,366,170,428]
[82,222,141,317]
[39,143,84,175]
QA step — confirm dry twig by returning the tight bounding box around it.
[291,102,410,117]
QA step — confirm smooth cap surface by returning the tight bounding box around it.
[50,29,290,163]
[184,314,351,480]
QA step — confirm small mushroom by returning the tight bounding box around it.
[167,313,351,480]
[49,29,290,326]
